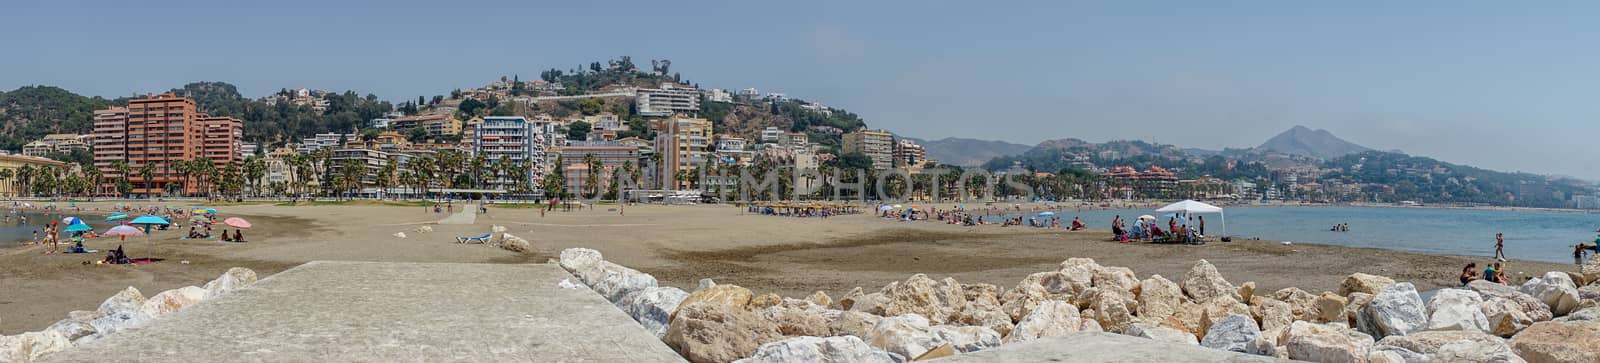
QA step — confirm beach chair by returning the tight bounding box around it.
[457,233,492,244]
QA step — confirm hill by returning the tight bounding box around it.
[1323,151,1590,207]
[0,86,113,150]
[901,137,1032,167]
[1257,125,1371,159]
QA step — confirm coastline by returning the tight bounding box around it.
[0,200,1580,336]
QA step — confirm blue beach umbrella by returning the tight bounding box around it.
[62,217,82,225]
[107,213,129,221]
[64,223,93,233]
[1038,211,1056,217]
[128,215,170,259]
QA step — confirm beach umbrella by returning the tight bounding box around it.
[878,205,894,211]
[190,215,209,222]
[1038,211,1056,217]
[64,223,93,233]
[104,225,144,236]
[223,217,252,229]
[129,215,170,259]
[107,213,129,221]
[62,217,82,225]
[1137,215,1157,221]
[893,205,903,208]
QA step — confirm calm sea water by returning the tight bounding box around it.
[0,211,116,247]
[1008,206,1600,264]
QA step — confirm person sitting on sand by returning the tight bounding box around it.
[1485,262,1505,285]
[188,226,201,239]
[234,229,243,242]
[221,228,233,242]
[1070,217,1086,231]
[1460,263,1479,285]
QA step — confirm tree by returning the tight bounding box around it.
[566,121,592,141]
[582,153,602,198]
[138,162,157,198]
[542,156,566,199]
[578,98,604,115]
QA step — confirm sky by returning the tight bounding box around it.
[4,1,1598,179]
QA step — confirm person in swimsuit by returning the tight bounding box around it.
[1494,233,1506,260]
[1460,263,1479,285]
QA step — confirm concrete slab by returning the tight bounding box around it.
[44,261,684,362]
[931,332,1292,363]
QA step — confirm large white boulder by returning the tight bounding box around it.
[1425,288,1490,332]
[88,287,151,337]
[589,262,659,303]
[929,325,1001,353]
[665,302,783,363]
[1282,321,1374,363]
[878,274,954,324]
[865,314,944,359]
[734,335,902,363]
[1200,313,1275,356]
[620,286,689,338]
[1181,259,1238,302]
[1520,271,1582,317]
[1124,322,1198,345]
[1340,273,1396,296]
[1372,330,1523,363]
[1136,274,1183,321]
[498,233,532,253]
[828,311,882,338]
[1358,283,1428,338]
[140,286,207,317]
[1469,280,1553,337]
[202,267,258,299]
[1003,300,1085,344]
[1509,320,1600,363]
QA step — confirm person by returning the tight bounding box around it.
[1576,243,1589,265]
[189,226,200,239]
[1198,216,1206,236]
[233,229,243,242]
[1460,263,1480,286]
[32,230,38,244]
[1486,262,1508,285]
[221,228,233,242]
[1168,217,1177,238]
[1070,217,1085,231]
[1494,233,1506,260]
[1111,216,1125,240]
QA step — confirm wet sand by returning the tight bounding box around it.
[0,201,1573,334]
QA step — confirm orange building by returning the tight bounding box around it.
[93,93,244,195]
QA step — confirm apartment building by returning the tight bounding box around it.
[389,114,461,137]
[21,134,91,157]
[893,139,927,169]
[653,116,712,190]
[635,85,701,117]
[91,93,246,195]
[472,116,548,192]
[842,129,894,170]
[559,140,643,196]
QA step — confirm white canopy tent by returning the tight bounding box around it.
[1155,200,1226,236]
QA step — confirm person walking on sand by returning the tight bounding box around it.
[1494,233,1506,260]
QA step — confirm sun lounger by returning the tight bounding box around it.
[457,233,492,244]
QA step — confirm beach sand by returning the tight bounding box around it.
[0,201,1573,334]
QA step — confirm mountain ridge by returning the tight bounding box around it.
[1256,125,1371,159]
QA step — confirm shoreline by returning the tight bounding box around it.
[0,201,1581,336]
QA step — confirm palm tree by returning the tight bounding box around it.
[16,165,33,197]
[82,165,103,200]
[138,162,157,198]
[376,158,397,198]
[0,168,13,198]
[469,153,487,189]
[582,153,601,198]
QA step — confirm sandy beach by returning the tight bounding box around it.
[0,200,1574,335]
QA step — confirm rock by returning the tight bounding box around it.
[1520,271,1582,316]
[1340,273,1397,296]
[1565,306,1600,322]
[1367,350,1407,363]
[734,335,901,363]
[46,318,96,342]
[1282,321,1374,363]
[806,291,833,308]
[1583,254,1600,286]
[877,275,952,323]
[414,225,433,233]
[960,283,1000,307]
[1181,259,1238,302]
[89,287,150,337]
[1252,297,1293,336]
[674,284,755,322]
[1509,320,1600,363]
[762,303,833,337]
[998,279,1049,322]
[1313,292,1350,324]
[1079,317,1104,333]
[590,263,659,303]
[866,314,944,359]
[1136,275,1183,321]
[498,233,531,253]
[936,278,968,315]
[1168,301,1207,337]
[0,330,71,362]
[1470,280,1555,337]
[829,311,882,338]
[1273,287,1319,321]
[1425,288,1490,332]
[913,343,954,361]
[392,232,406,238]
[1125,322,1198,345]
[620,286,689,338]
[201,267,258,299]
[1358,282,1428,338]
[1003,300,1084,344]
[1091,266,1141,293]
[1055,258,1100,293]
[141,286,207,316]
[1197,295,1252,337]
[1082,287,1135,333]
[558,248,603,275]
[751,293,783,309]
[664,302,783,363]
[698,278,717,291]
[1344,292,1375,327]
[1200,313,1274,356]
[491,225,507,233]
[1237,281,1257,305]
[929,325,1001,353]
[1374,330,1523,363]
[949,296,1012,336]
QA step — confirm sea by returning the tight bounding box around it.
[1005,206,1600,264]
[0,210,116,248]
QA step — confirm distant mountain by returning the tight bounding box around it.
[903,137,1032,167]
[0,86,114,151]
[1257,125,1371,159]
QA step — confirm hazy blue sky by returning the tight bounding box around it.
[4,1,1597,179]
